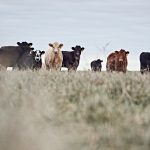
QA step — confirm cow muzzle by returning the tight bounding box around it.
[35,57,41,62]
[119,58,123,62]
[54,51,58,55]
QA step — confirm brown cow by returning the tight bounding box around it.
[106,49,129,73]
[106,51,119,72]
[115,49,129,73]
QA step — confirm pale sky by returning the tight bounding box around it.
[0,0,150,70]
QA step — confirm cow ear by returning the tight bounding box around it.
[59,44,63,48]
[29,51,33,55]
[49,43,53,47]
[17,42,21,46]
[41,51,45,54]
[126,51,129,54]
[28,43,33,46]
[81,47,85,51]
[72,47,75,50]
[30,51,36,55]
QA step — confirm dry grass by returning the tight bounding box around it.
[0,70,150,150]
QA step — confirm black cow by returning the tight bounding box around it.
[91,59,103,71]
[140,52,150,74]
[62,45,84,71]
[0,42,34,69]
[15,50,45,70]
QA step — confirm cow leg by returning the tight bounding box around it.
[92,67,96,71]
[68,68,72,72]
[68,67,75,72]
[124,68,127,73]
[147,64,150,73]
[115,63,117,72]
[123,69,127,73]
[68,65,73,72]
[106,64,110,72]
[71,65,77,71]
[68,67,72,72]
[99,68,101,72]
[140,66,144,74]
[56,67,61,71]
[12,64,20,70]
[0,65,7,71]
[45,64,51,70]
[140,64,146,74]
[122,65,126,73]
[58,64,62,71]
[73,68,77,71]
[106,63,108,71]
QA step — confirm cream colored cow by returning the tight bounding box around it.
[45,42,63,70]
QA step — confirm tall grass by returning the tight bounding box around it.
[0,70,150,150]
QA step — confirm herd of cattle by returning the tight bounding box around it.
[0,41,149,74]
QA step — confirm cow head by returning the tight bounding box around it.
[30,50,45,62]
[97,59,103,68]
[115,49,129,72]
[49,42,63,55]
[72,45,84,60]
[118,49,129,62]
[17,41,34,50]
[97,59,103,63]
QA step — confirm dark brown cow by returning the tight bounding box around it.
[106,49,129,73]
[62,45,84,71]
[0,42,34,69]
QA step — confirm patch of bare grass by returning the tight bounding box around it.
[0,70,150,150]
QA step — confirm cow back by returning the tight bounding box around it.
[0,46,22,67]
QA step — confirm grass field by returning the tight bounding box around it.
[0,70,150,150]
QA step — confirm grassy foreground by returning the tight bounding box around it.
[0,70,150,150]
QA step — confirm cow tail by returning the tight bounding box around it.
[106,61,109,71]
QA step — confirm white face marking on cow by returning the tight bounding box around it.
[35,50,41,62]
[53,46,59,53]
